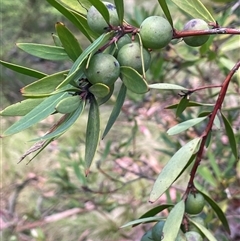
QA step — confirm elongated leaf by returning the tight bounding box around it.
[165,101,213,109]
[167,116,207,135]
[189,219,218,241]
[102,83,127,139]
[149,138,201,203]
[163,200,185,241]
[0,60,46,79]
[59,0,90,14]
[114,0,124,24]
[88,0,110,23]
[199,191,230,234]
[33,100,85,141]
[170,0,215,22]
[149,83,187,90]
[120,66,149,94]
[2,92,68,137]
[52,33,62,47]
[0,98,45,116]
[21,70,69,97]
[176,97,189,117]
[221,112,238,159]
[85,96,100,175]
[157,0,173,26]
[17,43,70,61]
[57,32,113,89]
[121,217,164,229]
[56,22,82,61]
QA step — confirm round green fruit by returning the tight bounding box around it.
[115,35,131,55]
[140,16,173,49]
[183,19,209,47]
[185,231,203,241]
[185,193,205,215]
[152,221,165,241]
[117,42,151,74]
[85,53,120,86]
[140,229,153,241]
[87,2,119,34]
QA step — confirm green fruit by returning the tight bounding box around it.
[85,53,120,86]
[140,229,153,241]
[185,193,205,215]
[87,2,119,34]
[115,35,131,55]
[183,19,209,47]
[140,16,173,49]
[152,221,165,241]
[176,230,187,241]
[117,42,151,74]
[185,231,203,241]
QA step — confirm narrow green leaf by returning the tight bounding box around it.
[197,166,218,187]
[120,66,149,94]
[102,83,127,139]
[0,60,47,79]
[114,0,124,24]
[165,101,213,109]
[2,92,68,137]
[221,112,238,159]
[52,33,62,47]
[149,83,187,90]
[55,22,82,61]
[157,0,173,27]
[85,96,100,175]
[59,0,90,14]
[199,191,230,234]
[189,219,218,241]
[89,83,110,98]
[167,116,207,135]
[88,0,110,23]
[170,0,215,22]
[213,114,221,129]
[163,200,185,241]
[55,95,82,114]
[0,98,45,116]
[17,43,70,61]
[120,217,164,229]
[176,97,189,117]
[21,70,69,97]
[149,138,201,203]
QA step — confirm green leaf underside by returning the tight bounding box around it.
[56,22,83,61]
[133,204,173,227]
[85,96,100,175]
[120,217,165,229]
[0,60,47,79]
[114,0,124,24]
[148,83,187,90]
[55,95,82,114]
[170,0,215,23]
[189,219,218,241]
[163,200,185,241]
[56,32,114,89]
[32,100,85,141]
[97,84,114,105]
[167,116,207,135]
[52,33,62,46]
[120,66,149,94]
[149,138,201,202]
[21,70,69,97]
[157,0,173,27]
[88,0,110,23]
[89,83,110,98]
[16,43,70,61]
[0,98,46,116]
[102,83,127,139]
[198,191,230,234]
[221,112,238,159]
[2,92,68,137]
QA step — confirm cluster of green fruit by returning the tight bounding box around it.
[141,193,206,241]
[84,2,210,98]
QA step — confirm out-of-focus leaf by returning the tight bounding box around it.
[59,0,91,14]
[89,83,110,98]
[167,116,207,135]
[88,0,110,23]
[207,151,221,180]
[21,70,69,97]
[199,190,230,234]
[163,200,185,241]
[55,22,82,61]
[120,217,164,229]
[165,101,214,109]
[219,57,237,71]
[176,97,189,117]
[157,0,173,26]
[198,166,218,187]
[55,95,82,114]
[220,36,240,52]
[0,98,45,116]
[114,0,124,24]
[2,92,68,137]
[0,60,47,79]
[221,112,238,159]
[16,43,69,61]
[149,138,201,203]
[85,96,100,175]
[52,33,62,47]
[149,83,187,90]
[213,114,221,129]
[120,66,149,94]
[102,83,127,139]
[170,0,215,22]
